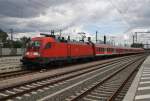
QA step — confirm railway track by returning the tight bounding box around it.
[110,68,137,101]
[0,54,138,81]
[64,56,146,101]
[0,70,32,80]
[0,54,146,101]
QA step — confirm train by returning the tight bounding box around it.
[21,34,144,68]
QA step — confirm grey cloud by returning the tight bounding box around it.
[112,0,150,29]
[0,0,150,34]
[0,0,74,18]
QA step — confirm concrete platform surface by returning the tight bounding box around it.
[123,55,150,101]
[0,56,22,73]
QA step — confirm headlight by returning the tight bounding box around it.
[33,52,40,56]
[25,52,29,55]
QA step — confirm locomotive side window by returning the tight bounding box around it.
[45,42,51,49]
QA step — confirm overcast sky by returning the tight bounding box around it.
[0,0,150,45]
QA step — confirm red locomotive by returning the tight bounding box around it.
[21,34,144,68]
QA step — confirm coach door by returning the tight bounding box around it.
[91,43,96,56]
[67,44,71,58]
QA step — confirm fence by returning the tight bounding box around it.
[0,48,25,56]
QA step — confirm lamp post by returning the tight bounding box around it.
[0,38,3,57]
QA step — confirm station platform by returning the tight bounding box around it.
[0,56,21,65]
[0,56,22,73]
[123,55,150,101]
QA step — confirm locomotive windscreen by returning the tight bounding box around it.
[31,41,40,47]
[27,40,41,51]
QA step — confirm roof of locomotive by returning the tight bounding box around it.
[31,37,56,42]
[31,36,93,45]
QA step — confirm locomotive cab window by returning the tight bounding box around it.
[27,40,41,49]
[45,42,51,49]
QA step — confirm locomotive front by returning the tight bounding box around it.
[21,38,43,66]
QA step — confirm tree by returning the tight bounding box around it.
[131,43,144,48]
[20,36,31,48]
[0,29,8,42]
[13,41,22,48]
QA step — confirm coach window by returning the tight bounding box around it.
[45,42,51,49]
